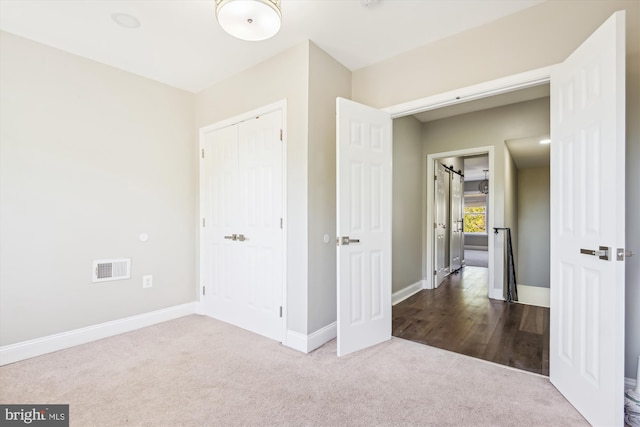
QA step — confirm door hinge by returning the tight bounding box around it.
[280,129,283,141]
[202,286,206,296]
[434,175,437,181]
[201,148,205,158]
[202,218,205,227]
[279,306,283,318]
[433,270,437,276]
[280,218,283,229]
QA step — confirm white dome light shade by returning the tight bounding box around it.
[216,0,281,41]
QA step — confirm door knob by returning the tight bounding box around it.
[617,248,635,261]
[237,234,247,242]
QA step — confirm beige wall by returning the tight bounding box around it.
[356,0,639,380]
[517,167,550,288]
[422,98,550,297]
[195,41,310,335]
[195,41,351,336]
[307,43,351,332]
[0,32,196,345]
[392,116,423,293]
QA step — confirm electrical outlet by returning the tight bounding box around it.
[142,275,153,288]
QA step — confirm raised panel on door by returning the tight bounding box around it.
[337,97,391,357]
[549,11,625,426]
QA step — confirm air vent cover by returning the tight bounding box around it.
[92,258,131,283]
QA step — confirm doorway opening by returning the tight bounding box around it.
[390,83,551,374]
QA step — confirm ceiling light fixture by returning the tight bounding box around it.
[478,170,489,195]
[215,0,281,41]
[540,139,552,144]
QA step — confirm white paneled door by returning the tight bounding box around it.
[336,97,392,357]
[550,11,625,426]
[200,110,284,342]
[450,172,463,272]
[434,163,448,287]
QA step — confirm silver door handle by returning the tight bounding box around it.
[237,234,247,242]
[224,234,237,241]
[580,246,610,260]
[338,236,360,246]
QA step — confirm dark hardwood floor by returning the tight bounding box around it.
[392,267,549,375]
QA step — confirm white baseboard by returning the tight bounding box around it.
[488,288,504,300]
[285,321,337,354]
[392,280,426,305]
[517,284,550,308]
[0,302,197,366]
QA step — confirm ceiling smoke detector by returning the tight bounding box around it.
[111,13,141,29]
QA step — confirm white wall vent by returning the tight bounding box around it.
[92,258,131,283]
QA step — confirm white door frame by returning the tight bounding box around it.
[197,99,288,344]
[382,66,553,299]
[425,147,496,294]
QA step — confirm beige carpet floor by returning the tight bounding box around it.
[0,315,587,426]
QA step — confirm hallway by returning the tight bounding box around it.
[392,267,549,375]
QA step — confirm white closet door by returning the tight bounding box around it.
[202,125,240,322]
[200,110,284,342]
[237,111,284,341]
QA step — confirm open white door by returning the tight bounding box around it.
[336,97,392,357]
[550,11,625,426]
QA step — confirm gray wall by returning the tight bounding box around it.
[195,41,311,335]
[353,0,639,381]
[517,167,550,288]
[0,32,196,345]
[504,146,519,266]
[392,116,423,293]
[307,43,352,332]
[465,234,488,250]
[195,41,352,336]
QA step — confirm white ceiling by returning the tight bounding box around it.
[0,0,544,93]
[506,135,550,169]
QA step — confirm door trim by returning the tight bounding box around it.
[425,147,497,297]
[198,99,288,344]
[381,66,555,300]
[383,66,554,119]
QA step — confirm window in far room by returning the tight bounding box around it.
[464,195,487,234]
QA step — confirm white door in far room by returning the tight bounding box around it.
[434,163,448,287]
